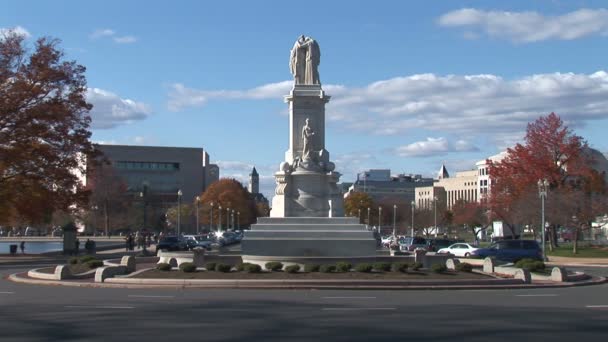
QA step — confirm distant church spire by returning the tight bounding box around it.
[437,164,450,180]
[248,166,259,194]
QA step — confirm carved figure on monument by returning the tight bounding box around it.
[289,35,320,85]
[301,118,315,160]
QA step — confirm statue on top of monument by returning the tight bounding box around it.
[289,35,320,85]
[301,118,315,160]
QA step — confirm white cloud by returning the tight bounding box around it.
[90,29,115,39]
[0,26,31,39]
[113,35,137,44]
[166,70,608,151]
[87,88,151,129]
[395,137,478,158]
[167,81,292,112]
[438,8,608,43]
[89,28,136,44]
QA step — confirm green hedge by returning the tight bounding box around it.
[205,262,217,271]
[456,262,473,272]
[68,257,79,265]
[79,255,97,263]
[285,265,301,273]
[157,263,172,271]
[85,260,104,269]
[373,262,391,272]
[515,259,545,272]
[304,264,320,273]
[410,262,423,271]
[265,261,284,272]
[215,263,232,273]
[431,263,447,273]
[244,263,262,273]
[179,262,197,273]
[355,263,373,273]
[319,264,336,273]
[335,262,352,273]
[392,262,409,273]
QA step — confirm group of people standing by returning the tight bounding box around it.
[124,231,156,251]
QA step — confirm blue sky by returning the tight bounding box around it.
[3,0,608,199]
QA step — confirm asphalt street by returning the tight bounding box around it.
[1,263,607,341]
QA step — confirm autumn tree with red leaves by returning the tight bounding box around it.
[0,31,94,226]
[488,113,607,254]
[451,200,491,242]
[196,178,258,229]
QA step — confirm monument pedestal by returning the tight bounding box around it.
[241,217,378,266]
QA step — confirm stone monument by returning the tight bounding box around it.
[241,36,377,266]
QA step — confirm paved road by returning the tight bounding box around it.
[1,263,608,341]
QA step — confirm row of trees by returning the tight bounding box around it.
[346,113,608,255]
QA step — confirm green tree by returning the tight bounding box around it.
[344,192,374,224]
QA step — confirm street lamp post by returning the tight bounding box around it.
[218,205,222,232]
[139,183,148,233]
[237,211,240,230]
[231,210,235,230]
[177,189,183,236]
[195,196,200,235]
[378,206,382,235]
[411,200,415,237]
[433,196,438,237]
[392,204,397,238]
[538,179,549,261]
[358,208,361,224]
[226,207,230,230]
[210,202,214,233]
[367,207,371,229]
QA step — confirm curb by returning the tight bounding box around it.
[8,272,607,290]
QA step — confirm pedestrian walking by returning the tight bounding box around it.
[20,241,25,254]
[75,238,80,255]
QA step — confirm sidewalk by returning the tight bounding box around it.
[547,256,608,267]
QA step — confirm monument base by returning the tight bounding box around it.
[241,217,377,266]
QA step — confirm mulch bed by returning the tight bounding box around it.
[135,269,490,280]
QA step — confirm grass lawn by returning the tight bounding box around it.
[546,245,608,258]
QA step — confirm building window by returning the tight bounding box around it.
[115,161,180,171]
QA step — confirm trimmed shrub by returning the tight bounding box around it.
[215,263,232,273]
[409,262,423,271]
[85,260,104,269]
[157,263,172,271]
[335,262,352,273]
[515,259,545,272]
[456,262,473,272]
[373,262,391,272]
[79,255,97,263]
[304,264,320,273]
[265,261,284,272]
[355,263,373,273]
[205,262,217,271]
[392,262,409,273]
[244,263,262,273]
[179,262,197,273]
[431,263,447,273]
[319,264,336,273]
[236,263,253,272]
[285,265,301,273]
[69,257,79,265]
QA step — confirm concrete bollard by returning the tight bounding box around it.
[551,267,568,282]
[514,268,531,283]
[95,266,128,283]
[446,258,460,270]
[483,257,495,273]
[54,265,72,280]
[120,255,136,273]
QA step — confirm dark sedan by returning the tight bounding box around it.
[472,239,542,262]
[155,236,187,253]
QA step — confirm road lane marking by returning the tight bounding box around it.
[586,305,608,308]
[322,308,396,311]
[0,291,15,294]
[515,294,559,297]
[128,295,174,298]
[64,305,135,309]
[322,296,376,299]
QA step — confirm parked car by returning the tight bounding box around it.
[183,235,213,250]
[155,236,187,253]
[425,238,458,252]
[471,239,542,262]
[437,243,479,257]
[381,235,394,247]
[399,236,427,252]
